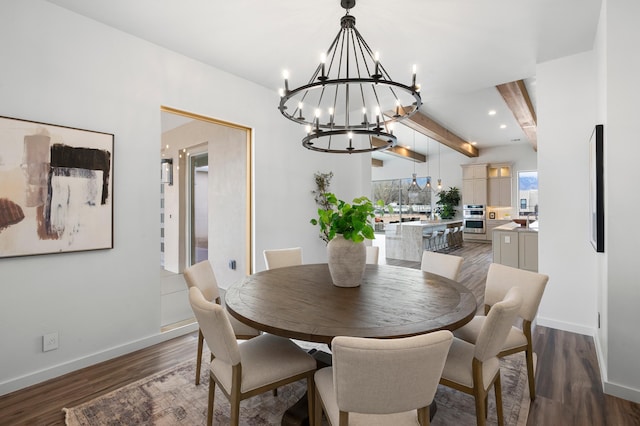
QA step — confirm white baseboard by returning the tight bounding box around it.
[604,381,640,404]
[536,316,595,336]
[0,323,198,397]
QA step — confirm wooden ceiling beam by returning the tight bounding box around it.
[371,158,383,167]
[371,137,426,162]
[496,80,538,151]
[386,108,479,158]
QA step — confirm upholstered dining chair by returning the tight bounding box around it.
[314,331,453,426]
[263,247,303,269]
[365,245,379,264]
[184,260,260,385]
[188,287,317,426]
[439,287,523,426]
[453,263,549,401]
[420,251,464,281]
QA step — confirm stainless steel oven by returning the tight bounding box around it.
[463,218,486,234]
[463,204,485,219]
[463,204,485,234]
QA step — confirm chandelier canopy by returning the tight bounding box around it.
[278,0,422,153]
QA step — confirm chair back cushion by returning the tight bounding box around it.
[484,263,549,321]
[188,287,241,365]
[420,251,464,281]
[184,260,221,303]
[332,331,453,414]
[474,287,523,362]
[263,247,303,270]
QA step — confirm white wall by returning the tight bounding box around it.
[0,0,365,394]
[536,52,598,335]
[603,0,640,402]
[538,0,640,401]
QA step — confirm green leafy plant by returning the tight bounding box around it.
[311,171,334,242]
[435,187,461,219]
[310,193,381,243]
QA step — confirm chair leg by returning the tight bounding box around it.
[526,348,536,400]
[418,406,430,426]
[314,387,323,426]
[473,387,486,426]
[495,373,504,426]
[307,374,315,426]
[229,365,242,426]
[230,395,240,426]
[196,329,204,385]
[207,374,215,426]
[484,393,488,418]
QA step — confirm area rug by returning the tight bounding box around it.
[64,344,530,426]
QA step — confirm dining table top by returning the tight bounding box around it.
[225,263,477,345]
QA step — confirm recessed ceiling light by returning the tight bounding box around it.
[470,141,478,146]
[500,124,507,129]
[488,110,496,116]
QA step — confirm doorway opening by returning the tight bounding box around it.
[160,106,252,331]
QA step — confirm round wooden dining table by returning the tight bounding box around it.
[225,263,477,345]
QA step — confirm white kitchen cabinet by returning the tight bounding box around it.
[461,164,488,206]
[518,231,539,272]
[463,164,488,180]
[463,178,487,205]
[488,177,512,207]
[493,230,520,268]
[487,163,512,207]
[492,223,539,272]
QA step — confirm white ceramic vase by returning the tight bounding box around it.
[327,235,366,287]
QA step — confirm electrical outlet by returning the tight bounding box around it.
[43,332,59,352]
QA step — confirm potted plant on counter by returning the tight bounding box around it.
[310,193,380,287]
[436,187,461,219]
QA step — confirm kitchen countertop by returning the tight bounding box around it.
[388,219,463,227]
[494,221,538,233]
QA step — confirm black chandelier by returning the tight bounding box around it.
[278,0,422,153]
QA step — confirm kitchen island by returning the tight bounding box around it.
[492,221,539,271]
[385,219,463,262]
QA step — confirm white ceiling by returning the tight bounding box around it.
[46,0,602,157]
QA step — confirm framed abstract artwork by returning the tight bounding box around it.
[589,124,604,253]
[0,116,113,258]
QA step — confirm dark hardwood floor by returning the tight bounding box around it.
[1,242,639,425]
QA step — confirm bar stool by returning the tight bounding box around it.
[435,228,448,252]
[423,230,438,251]
[446,226,458,250]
